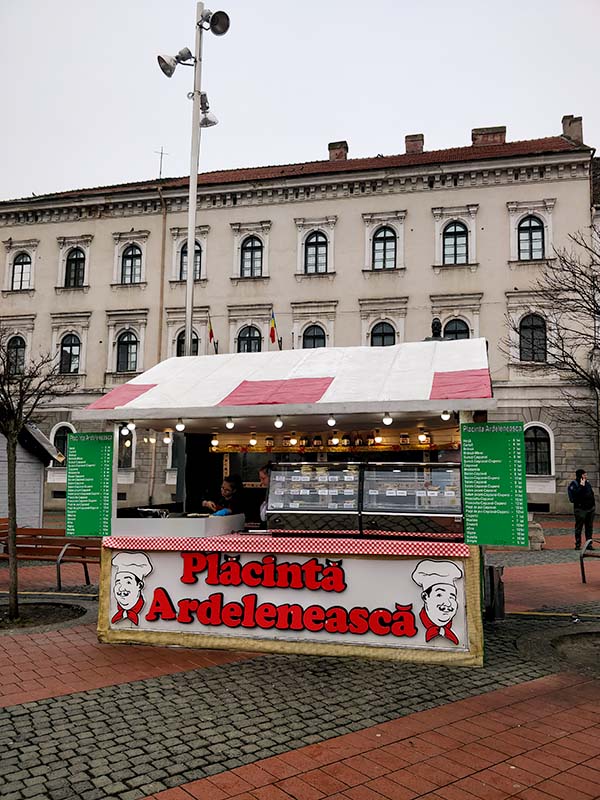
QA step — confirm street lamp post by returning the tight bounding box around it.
[158,3,229,356]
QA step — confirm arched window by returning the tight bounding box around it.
[7,335,26,375]
[372,226,397,270]
[59,333,81,374]
[442,222,468,265]
[176,330,199,356]
[64,247,85,288]
[370,322,396,347]
[519,313,546,362]
[304,231,328,274]
[53,425,73,465]
[443,319,470,340]
[118,431,133,469]
[240,236,263,278]
[518,215,544,260]
[525,425,551,475]
[11,252,32,291]
[302,324,326,349]
[179,241,201,281]
[116,331,138,372]
[120,244,142,284]
[237,325,262,353]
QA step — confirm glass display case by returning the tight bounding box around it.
[266,462,463,538]
[361,463,463,536]
[266,463,360,534]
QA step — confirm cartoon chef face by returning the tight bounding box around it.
[111,552,153,625]
[411,559,463,645]
[422,583,458,627]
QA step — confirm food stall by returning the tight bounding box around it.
[75,338,497,666]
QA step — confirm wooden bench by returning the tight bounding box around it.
[580,537,600,583]
[0,527,101,590]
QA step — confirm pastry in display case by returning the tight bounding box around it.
[266,462,463,539]
[266,463,360,535]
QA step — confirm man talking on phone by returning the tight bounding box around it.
[568,469,595,550]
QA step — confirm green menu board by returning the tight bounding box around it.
[461,422,528,547]
[66,432,113,538]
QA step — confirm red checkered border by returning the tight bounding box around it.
[103,534,470,558]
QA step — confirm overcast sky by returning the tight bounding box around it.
[1,0,598,202]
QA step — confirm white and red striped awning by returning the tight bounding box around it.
[77,339,494,429]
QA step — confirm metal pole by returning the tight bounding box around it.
[184,1,205,356]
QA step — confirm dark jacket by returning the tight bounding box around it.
[568,480,595,510]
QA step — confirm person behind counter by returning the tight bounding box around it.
[202,474,245,516]
[258,462,271,526]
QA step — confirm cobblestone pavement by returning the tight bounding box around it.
[0,614,586,800]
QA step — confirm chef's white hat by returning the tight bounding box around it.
[112,552,153,582]
[411,560,463,592]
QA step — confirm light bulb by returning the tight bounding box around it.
[124,439,131,448]
[210,434,219,447]
[175,419,185,432]
[440,410,451,421]
[143,436,148,444]
[374,429,383,444]
[382,412,393,426]
[225,417,235,430]
[149,434,156,444]
[418,431,428,443]
[163,434,172,445]
[331,431,339,446]
[127,421,136,431]
[120,426,130,436]
[249,433,257,446]
[274,416,283,429]
[289,432,298,446]
[327,415,336,427]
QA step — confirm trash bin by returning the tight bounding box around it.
[484,564,505,621]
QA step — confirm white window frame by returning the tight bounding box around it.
[359,297,408,345]
[432,205,478,270]
[3,238,39,292]
[112,230,150,285]
[169,225,209,282]
[294,216,337,275]
[165,306,209,357]
[106,310,148,374]
[0,314,35,365]
[290,300,338,348]
[507,199,555,263]
[505,291,552,366]
[56,235,93,288]
[51,312,91,375]
[524,421,556,494]
[430,293,483,339]
[228,303,272,352]
[230,221,271,279]
[362,211,406,271]
[46,422,77,483]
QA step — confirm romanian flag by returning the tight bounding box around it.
[269,311,277,344]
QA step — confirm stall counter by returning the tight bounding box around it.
[99,523,483,666]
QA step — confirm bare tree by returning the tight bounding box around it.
[0,329,68,620]
[504,226,600,462]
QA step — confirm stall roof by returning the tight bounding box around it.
[75,339,495,431]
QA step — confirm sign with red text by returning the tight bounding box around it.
[109,550,469,651]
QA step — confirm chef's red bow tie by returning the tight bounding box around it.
[111,594,144,626]
[419,607,459,645]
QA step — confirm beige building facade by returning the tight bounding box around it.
[0,115,596,515]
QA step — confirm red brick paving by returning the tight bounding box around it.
[3,524,600,800]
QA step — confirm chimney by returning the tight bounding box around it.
[405,134,424,154]
[328,140,348,161]
[471,126,506,146]
[562,114,583,144]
